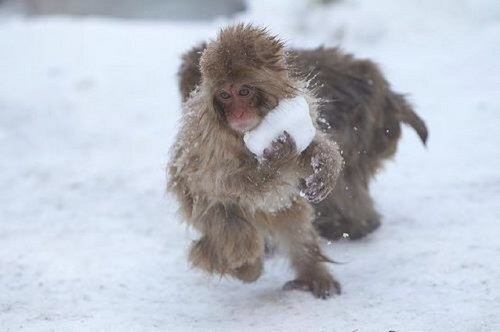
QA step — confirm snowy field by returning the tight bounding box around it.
[1,1,500,331]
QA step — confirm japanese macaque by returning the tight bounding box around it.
[168,24,427,298]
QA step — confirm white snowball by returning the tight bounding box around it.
[244,95,316,157]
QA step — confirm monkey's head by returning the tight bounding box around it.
[199,24,296,133]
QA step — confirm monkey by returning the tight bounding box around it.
[289,49,428,239]
[176,27,428,242]
[168,24,344,298]
[169,24,428,298]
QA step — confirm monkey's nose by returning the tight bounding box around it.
[233,109,245,119]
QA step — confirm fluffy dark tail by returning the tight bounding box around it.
[393,94,428,145]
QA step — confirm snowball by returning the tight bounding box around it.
[244,95,316,157]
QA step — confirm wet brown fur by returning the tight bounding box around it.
[176,26,428,241]
[169,24,344,298]
[290,48,427,239]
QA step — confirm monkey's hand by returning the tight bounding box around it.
[299,153,338,204]
[262,131,297,167]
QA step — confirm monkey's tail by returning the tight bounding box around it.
[393,93,428,145]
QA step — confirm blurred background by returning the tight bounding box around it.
[1,0,499,42]
[1,1,499,332]
[0,0,248,20]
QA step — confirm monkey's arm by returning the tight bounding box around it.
[298,134,343,203]
[200,132,299,201]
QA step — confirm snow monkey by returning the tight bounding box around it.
[168,24,427,299]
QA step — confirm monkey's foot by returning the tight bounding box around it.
[188,234,263,275]
[188,237,227,274]
[348,218,380,239]
[230,259,263,283]
[315,217,380,241]
[283,277,341,299]
[223,231,264,270]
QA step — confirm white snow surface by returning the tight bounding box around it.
[243,95,315,156]
[1,1,500,331]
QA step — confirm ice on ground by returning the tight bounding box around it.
[243,95,315,156]
[1,1,500,331]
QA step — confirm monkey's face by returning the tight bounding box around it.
[214,82,268,133]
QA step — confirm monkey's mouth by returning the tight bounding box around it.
[229,118,260,133]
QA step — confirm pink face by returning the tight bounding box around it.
[214,83,262,132]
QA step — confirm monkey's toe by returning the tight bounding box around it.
[283,277,341,299]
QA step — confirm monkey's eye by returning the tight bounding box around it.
[238,88,250,97]
[219,91,231,100]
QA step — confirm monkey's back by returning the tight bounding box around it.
[290,47,408,179]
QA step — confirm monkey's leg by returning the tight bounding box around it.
[314,176,380,240]
[270,201,341,299]
[188,206,265,282]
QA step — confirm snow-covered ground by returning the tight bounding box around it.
[1,1,499,331]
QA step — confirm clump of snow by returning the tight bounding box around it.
[243,95,315,156]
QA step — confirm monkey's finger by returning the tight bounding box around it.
[305,188,329,204]
[307,182,325,195]
[282,131,297,150]
[262,139,285,159]
[272,138,284,147]
[304,181,325,199]
[282,131,295,144]
[302,174,334,203]
[310,189,330,203]
[263,143,281,159]
[277,132,288,143]
[306,195,325,204]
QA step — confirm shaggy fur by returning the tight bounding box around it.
[176,27,428,241]
[169,24,344,298]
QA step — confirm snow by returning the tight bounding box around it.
[243,95,315,156]
[1,1,500,331]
